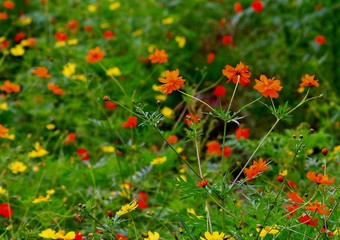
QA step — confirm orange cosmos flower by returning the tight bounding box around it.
[244,158,269,180]
[234,2,243,13]
[305,200,329,214]
[287,191,304,204]
[236,127,250,140]
[254,75,282,98]
[47,82,65,95]
[306,171,335,185]
[206,140,221,155]
[167,135,178,144]
[85,46,105,63]
[0,124,10,138]
[0,12,8,20]
[122,116,138,128]
[197,179,209,188]
[3,1,15,9]
[31,67,51,78]
[300,74,319,88]
[158,69,185,95]
[222,61,252,86]
[0,80,20,93]
[148,49,168,64]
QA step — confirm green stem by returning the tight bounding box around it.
[233,96,262,117]
[226,75,240,116]
[231,117,280,187]
[205,201,213,234]
[195,137,203,178]
[220,120,227,233]
[197,75,224,94]
[178,90,214,111]
[130,214,139,240]
[286,88,310,115]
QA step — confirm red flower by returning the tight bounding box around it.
[116,234,127,240]
[222,35,233,45]
[251,1,264,13]
[287,192,304,204]
[0,203,13,218]
[222,61,252,86]
[234,2,243,13]
[167,135,178,144]
[223,146,233,158]
[0,13,8,20]
[74,231,83,240]
[207,52,215,64]
[213,85,226,97]
[77,148,89,161]
[121,116,138,128]
[287,180,297,188]
[55,32,68,41]
[105,101,117,110]
[64,133,76,146]
[276,174,284,182]
[67,20,78,29]
[137,192,149,209]
[197,179,209,188]
[283,203,299,218]
[321,148,328,156]
[236,127,250,140]
[206,141,221,155]
[84,25,93,32]
[3,1,15,9]
[14,32,26,42]
[104,30,114,39]
[184,113,200,127]
[305,200,330,214]
[315,36,326,45]
[298,214,318,227]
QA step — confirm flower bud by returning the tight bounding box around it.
[103,95,109,101]
[321,148,328,156]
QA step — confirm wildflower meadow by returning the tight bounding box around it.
[1,1,339,239]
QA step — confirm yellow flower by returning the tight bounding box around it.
[144,231,160,240]
[55,41,66,48]
[0,186,8,195]
[32,194,50,204]
[18,16,32,25]
[256,225,280,238]
[9,161,27,174]
[10,45,25,56]
[106,67,122,77]
[39,228,56,239]
[155,95,167,101]
[162,17,174,25]
[147,44,157,53]
[46,124,55,130]
[47,189,55,195]
[109,2,121,11]
[187,208,203,219]
[334,145,340,152]
[116,201,138,216]
[150,156,167,165]
[71,74,87,82]
[279,170,288,176]
[62,63,76,77]
[88,4,97,12]
[28,142,49,158]
[152,84,162,92]
[161,107,173,118]
[175,36,186,48]
[102,146,115,153]
[100,22,110,29]
[176,147,183,154]
[67,38,78,45]
[200,231,225,240]
[132,29,143,37]
[0,103,8,110]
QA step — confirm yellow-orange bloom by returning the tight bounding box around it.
[222,61,252,86]
[306,171,335,185]
[158,69,185,95]
[31,67,51,78]
[254,75,282,98]
[300,74,319,88]
[0,80,20,93]
[0,124,9,138]
[85,46,105,63]
[148,49,168,64]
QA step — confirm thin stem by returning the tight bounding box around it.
[231,118,280,187]
[99,63,129,99]
[220,120,227,232]
[178,90,214,111]
[195,138,203,178]
[129,214,139,240]
[205,201,213,233]
[286,88,310,115]
[270,97,276,113]
[226,75,240,115]
[233,96,263,117]
[197,75,224,94]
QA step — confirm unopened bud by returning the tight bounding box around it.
[321,148,328,156]
[103,95,109,101]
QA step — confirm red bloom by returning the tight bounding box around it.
[287,192,304,204]
[287,180,297,188]
[105,101,117,110]
[213,85,226,97]
[67,20,78,29]
[236,127,250,140]
[55,32,68,41]
[223,146,233,158]
[283,203,299,218]
[222,35,233,45]
[167,135,178,144]
[0,39,9,49]
[206,141,221,155]
[276,174,284,182]
[0,203,13,218]
[315,36,326,45]
[3,1,15,9]
[222,61,252,86]
[197,179,209,188]
[14,32,26,42]
[84,25,93,32]
[298,214,318,227]
[137,192,149,209]
[207,52,215,64]
[321,148,328,156]
[184,114,200,127]
[116,234,127,240]
[104,30,114,39]
[122,116,138,128]
[77,148,89,161]
[305,200,330,214]
[64,133,76,146]
[0,13,8,20]
[234,2,243,13]
[251,1,264,13]
[74,231,83,240]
